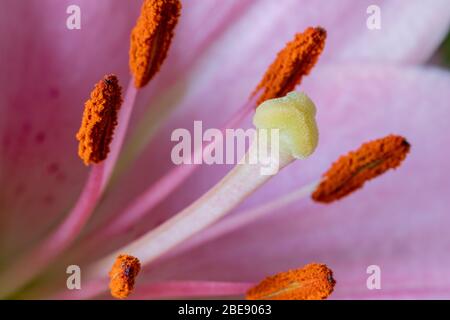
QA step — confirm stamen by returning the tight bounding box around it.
[253,26,326,104]
[130,0,182,88]
[246,263,335,300]
[312,135,411,203]
[109,254,141,299]
[76,74,123,165]
[88,91,319,280]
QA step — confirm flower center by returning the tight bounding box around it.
[89,91,320,298]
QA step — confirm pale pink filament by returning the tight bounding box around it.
[133,281,253,299]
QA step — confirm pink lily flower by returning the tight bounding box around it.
[0,0,449,300]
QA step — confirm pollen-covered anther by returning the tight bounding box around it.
[312,135,411,203]
[88,90,321,277]
[130,0,182,88]
[109,254,141,299]
[254,26,327,104]
[246,263,335,300]
[76,74,123,166]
